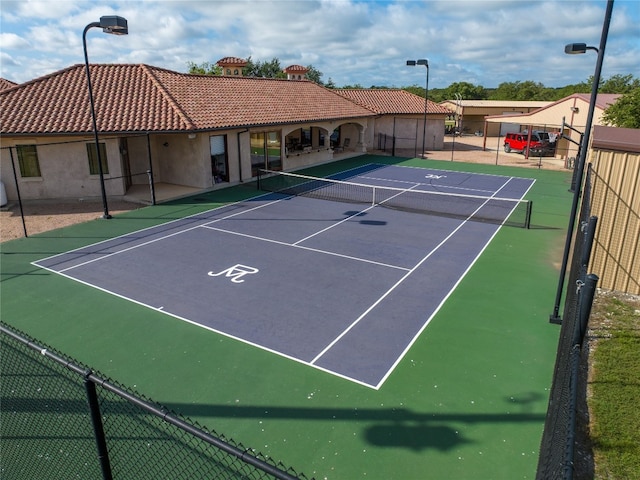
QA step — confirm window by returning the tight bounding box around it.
[250,131,281,177]
[301,128,311,147]
[86,143,109,175]
[210,135,229,183]
[16,145,41,177]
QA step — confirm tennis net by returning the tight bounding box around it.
[257,169,532,228]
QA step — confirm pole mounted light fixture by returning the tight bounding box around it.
[564,43,599,54]
[83,15,128,219]
[406,59,429,158]
[550,0,613,324]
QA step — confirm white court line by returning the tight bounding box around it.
[56,223,206,273]
[310,175,518,368]
[32,165,534,389]
[200,225,410,271]
[358,174,497,195]
[50,197,289,273]
[371,178,537,389]
[31,189,281,267]
[292,207,376,245]
[35,260,374,384]
[293,183,422,245]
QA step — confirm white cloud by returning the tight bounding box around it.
[0,0,638,88]
[0,32,31,50]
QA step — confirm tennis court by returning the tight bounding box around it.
[33,164,534,389]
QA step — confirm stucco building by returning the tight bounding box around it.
[483,94,621,160]
[0,64,447,204]
[439,99,550,136]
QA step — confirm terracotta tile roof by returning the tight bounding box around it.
[0,64,375,135]
[216,57,247,66]
[0,78,18,91]
[335,88,451,115]
[284,65,308,73]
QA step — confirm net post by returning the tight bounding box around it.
[525,200,533,229]
[257,169,261,191]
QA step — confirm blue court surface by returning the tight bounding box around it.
[34,164,534,389]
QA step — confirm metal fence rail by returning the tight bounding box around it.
[536,164,599,480]
[0,323,310,480]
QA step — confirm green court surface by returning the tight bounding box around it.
[0,155,572,479]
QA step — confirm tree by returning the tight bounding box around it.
[403,85,424,97]
[444,82,487,100]
[598,74,640,94]
[187,61,222,75]
[243,57,286,79]
[341,83,365,89]
[490,81,547,100]
[305,65,324,85]
[601,88,640,128]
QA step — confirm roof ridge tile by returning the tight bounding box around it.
[140,65,196,130]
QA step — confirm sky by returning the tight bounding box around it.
[1,0,638,89]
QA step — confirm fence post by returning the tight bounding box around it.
[578,273,599,345]
[147,170,156,205]
[8,147,28,237]
[580,216,598,267]
[84,371,113,480]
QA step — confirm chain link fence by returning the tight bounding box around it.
[536,164,599,480]
[1,323,311,480]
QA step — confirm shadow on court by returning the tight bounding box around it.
[5,393,545,453]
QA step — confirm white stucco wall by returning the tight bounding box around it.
[126,136,153,186]
[3,116,446,202]
[374,115,445,151]
[152,134,209,189]
[0,136,126,201]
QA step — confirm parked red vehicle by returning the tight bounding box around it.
[504,132,554,156]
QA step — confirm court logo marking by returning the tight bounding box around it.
[425,174,446,179]
[208,264,259,283]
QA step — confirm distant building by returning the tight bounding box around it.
[439,100,550,137]
[336,89,451,153]
[484,94,621,159]
[283,65,309,81]
[216,57,247,76]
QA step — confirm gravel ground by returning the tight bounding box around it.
[0,135,568,242]
[0,199,143,242]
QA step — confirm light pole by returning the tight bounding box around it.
[406,59,429,158]
[83,16,128,219]
[549,0,613,323]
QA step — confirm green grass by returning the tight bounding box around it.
[589,294,640,479]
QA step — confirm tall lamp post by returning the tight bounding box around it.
[549,0,613,323]
[406,59,429,158]
[83,16,128,219]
